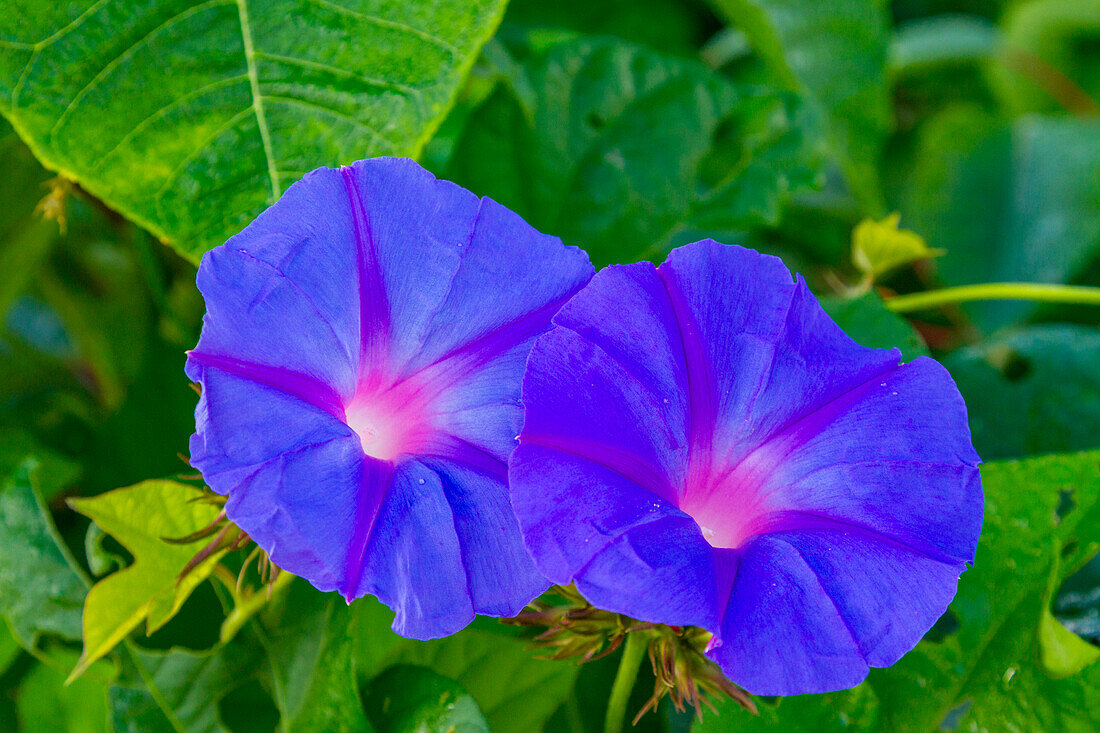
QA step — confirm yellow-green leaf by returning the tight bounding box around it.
[851,212,943,281]
[1040,546,1100,678]
[67,480,228,681]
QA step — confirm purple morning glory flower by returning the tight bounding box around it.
[186,157,593,638]
[509,240,982,695]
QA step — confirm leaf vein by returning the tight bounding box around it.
[153,106,253,202]
[90,74,251,174]
[260,94,389,147]
[304,0,457,55]
[32,0,113,50]
[253,50,422,98]
[235,0,282,201]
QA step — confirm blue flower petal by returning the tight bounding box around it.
[187,364,362,591]
[573,514,721,633]
[713,529,968,695]
[510,444,691,590]
[510,239,982,694]
[189,158,592,638]
[428,459,549,617]
[356,460,474,638]
[709,536,870,695]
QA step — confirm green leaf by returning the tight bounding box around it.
[870,450,1100,732]
[708,0,892,209]
[0,0,508,262]
[67,480,230,680]
[694,684,879,732]
[1056,554,1100,650]
[948,588,1100,732]
[0,621,19,676]
[889,15,998,76]
[944,325,1100,460]
[363,665,489,733]
[109,644,259,733]
[903,107,1100,329]
[350,595,414,675]
[1039,552,1100,678]
[84,521,125,578]
[354,597,576,733]
[820,292,929,362]
[0,457,86,647]
[258,580,370,733]
[16,648,112,733]
[389,625,579,733]
[502,0,712,57]
[217,678,281,733]
[445,36,824,265]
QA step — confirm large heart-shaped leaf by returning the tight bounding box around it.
[0,0,506,262]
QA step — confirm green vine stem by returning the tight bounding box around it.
[885,282,1100,313]
[605,631,648,733]
[219,569,295,643]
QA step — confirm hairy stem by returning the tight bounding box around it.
[605,632,647,733]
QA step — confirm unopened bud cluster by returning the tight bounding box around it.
[507,586,756,722]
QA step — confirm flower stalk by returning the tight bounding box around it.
[605,632,647,733]
[885,282,1100,313]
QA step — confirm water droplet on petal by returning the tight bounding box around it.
[417,478,425,485]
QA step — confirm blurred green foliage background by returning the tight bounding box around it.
[0,0,1098,730]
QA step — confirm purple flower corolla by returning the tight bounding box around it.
[510,241,982,695]
[186,158,593,638]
